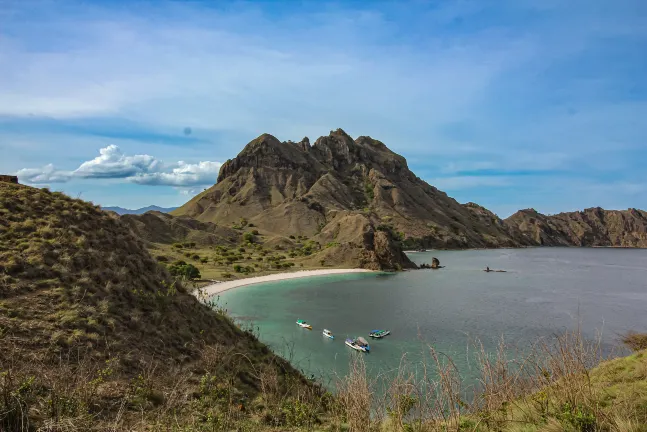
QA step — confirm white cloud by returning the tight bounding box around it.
[130,161,221,186]
[16,146,221,187]
[75,144,162,178]
[16,164,72,183]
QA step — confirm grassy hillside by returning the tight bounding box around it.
[0,182,324,431]
[124,211,411,283]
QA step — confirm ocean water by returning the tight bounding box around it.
[217,248,647,388]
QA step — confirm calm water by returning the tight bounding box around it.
[218,248,647,387]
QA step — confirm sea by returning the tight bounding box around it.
[217,248,647,390]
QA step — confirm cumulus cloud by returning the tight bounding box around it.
[16,164,72,184]
[16,146,221,187]
[75,145,162,178]
[130,161,221,186]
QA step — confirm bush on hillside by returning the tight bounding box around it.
[168,261,201,280]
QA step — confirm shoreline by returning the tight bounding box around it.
[198,268,375,297]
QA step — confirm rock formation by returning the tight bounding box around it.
[0,175,18,184]
[504,207,647,248]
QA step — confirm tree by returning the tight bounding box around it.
[243,232,255,243]
[168,261,201,280]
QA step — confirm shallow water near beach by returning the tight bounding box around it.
[217,248,647,389]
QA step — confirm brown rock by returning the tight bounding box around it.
[0,175,18,184]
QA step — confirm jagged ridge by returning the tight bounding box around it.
[505,207,647,247]
[173,129,532,267]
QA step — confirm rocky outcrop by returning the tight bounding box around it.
[504,207,647,247]
[0,175,18,184]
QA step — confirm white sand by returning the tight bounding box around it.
[199,269,374,296]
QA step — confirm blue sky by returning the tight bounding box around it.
[1,0,646,216]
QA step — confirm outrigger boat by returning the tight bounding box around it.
[323,329,334,339]
[296,319,312,330]
[369,330,391,339]
[345,337,370,352]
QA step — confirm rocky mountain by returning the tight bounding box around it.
[173,129,532,265]
[103,205,178,215]
[505,207,647,247]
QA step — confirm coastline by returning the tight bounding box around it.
[198,268,375,297]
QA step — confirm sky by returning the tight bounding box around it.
[1,0,646,216]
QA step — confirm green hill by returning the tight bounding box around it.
[0,181,320,430]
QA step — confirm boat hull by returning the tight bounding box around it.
[345,339,369,352]
[296,322,312,329]
[369,330,390,338]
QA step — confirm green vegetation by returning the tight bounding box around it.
[167,260,201,280]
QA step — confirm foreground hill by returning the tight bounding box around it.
[173,129,531,256]
[505,207,647,247]
[0,181,319,430]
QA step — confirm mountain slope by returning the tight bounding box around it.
[0,181,316,429]
[121,210,239,246]
[505,207,647,247]
[102,205,178,215]
[174,129,531,253]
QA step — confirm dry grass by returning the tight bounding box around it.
[0,183,326,430]
[327,329,647,432]
[621,332,647,352]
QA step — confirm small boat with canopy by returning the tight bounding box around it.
[296,319,312,330]
[345,336,370,352]
[369,330,390,338]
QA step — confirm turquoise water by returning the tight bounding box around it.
[217,248,647,388]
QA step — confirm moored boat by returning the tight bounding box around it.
[323,329,334,339]
[369,329,391,338]
[345,337,370,352]
[296,319,312,330]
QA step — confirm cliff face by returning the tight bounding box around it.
[174,130,532,261]
[504,207,647,247]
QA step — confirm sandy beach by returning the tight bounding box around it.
[199,269,374,296]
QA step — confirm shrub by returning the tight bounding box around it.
[168,262,201,280]
[156,255,168,262]
[251,229,259,235]
[172,243,183,249]
[289,235,295,239]
[243,232,255,243]
[233,264,243,273]
[191,254,200,261]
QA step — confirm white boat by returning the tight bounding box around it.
[369,330,391,338]
[345,337,370,352]
[323,329,334,339]
[296,319,312,330]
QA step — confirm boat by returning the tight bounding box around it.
[323,329,334,339]
[369,329,391,338]
[296,319,312,330]
[345,336,370,352]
